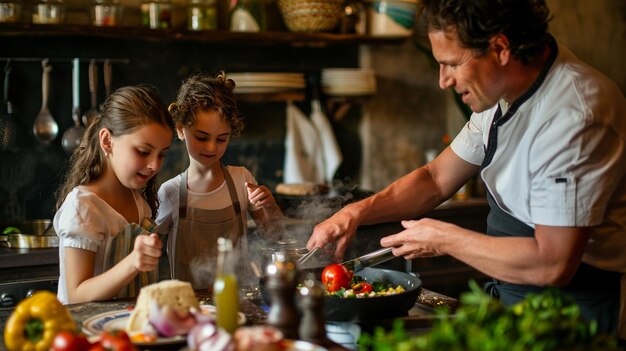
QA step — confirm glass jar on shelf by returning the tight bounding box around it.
[92,0,121,26]
[140,0,172,29]
[32,0,64,24]
[0,1,21,23]
[187,0,216,31]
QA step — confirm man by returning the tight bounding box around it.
[306,0,626,337]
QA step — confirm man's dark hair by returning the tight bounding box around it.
[417,0,552,64]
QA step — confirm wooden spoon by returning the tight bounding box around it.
[82,59,99,127]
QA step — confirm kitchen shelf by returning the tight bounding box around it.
[0,23,409,47]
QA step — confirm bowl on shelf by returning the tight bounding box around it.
[277,0,344,33]
[365,0,418,37]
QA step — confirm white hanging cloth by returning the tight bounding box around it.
[310,98,343,182]
[283,101,325,184]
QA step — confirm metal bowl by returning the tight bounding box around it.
[20,219,56,236]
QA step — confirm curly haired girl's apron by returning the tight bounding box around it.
[168,165,246,289]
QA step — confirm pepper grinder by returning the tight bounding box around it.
[298,273,329,345]
[265,251,299,339]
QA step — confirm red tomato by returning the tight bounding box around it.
[99,330,137,351]
[353,282,373,294]
[51,331,92,351]
[321,264,352,292]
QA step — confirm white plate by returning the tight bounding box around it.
[234,86,304,94]
[82,305,246,346]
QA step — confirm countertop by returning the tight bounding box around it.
[0,247,58,269]
[0,287,458,351]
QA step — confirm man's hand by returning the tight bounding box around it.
[380,218,452,260]
[306,207,360,262]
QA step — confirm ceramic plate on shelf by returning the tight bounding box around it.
[81,305,246,346]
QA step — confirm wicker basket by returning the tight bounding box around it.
[277,0,344,33]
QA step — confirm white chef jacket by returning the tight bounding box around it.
[451,44,626,273]
[451,43,626,338]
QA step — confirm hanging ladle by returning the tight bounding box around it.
[33,59,59,144]
[61,58,85,154]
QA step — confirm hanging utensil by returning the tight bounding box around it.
[0,60,18,151]
[99,59,112,111]
[33,59,59,144]
[61,58,85,154]
[82,59,99,127]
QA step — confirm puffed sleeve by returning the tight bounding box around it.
[54,190,108,252]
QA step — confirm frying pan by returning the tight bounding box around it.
[261,266,422,322]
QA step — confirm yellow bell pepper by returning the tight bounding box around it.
[4,290,76,351]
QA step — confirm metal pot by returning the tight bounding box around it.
[261,239,309,270]
[0,219,58,249]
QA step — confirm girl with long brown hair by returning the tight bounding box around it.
[54,85,175,304]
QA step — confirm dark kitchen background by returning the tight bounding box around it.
[1,0,625,227]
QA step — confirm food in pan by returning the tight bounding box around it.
[320,263,406,298]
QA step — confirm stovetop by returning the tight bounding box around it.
[0,248,60,308]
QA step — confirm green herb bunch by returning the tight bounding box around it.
[358,281,620,351]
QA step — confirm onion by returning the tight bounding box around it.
[187,322,235,351]
[190,307,216,325]
[148,301,197,337]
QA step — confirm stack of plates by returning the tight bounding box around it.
[227,72,305,94]
[321,68,377,96]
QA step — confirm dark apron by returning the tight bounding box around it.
[168,165,247,289]
[482,192,620,334]
[479,37,620,334]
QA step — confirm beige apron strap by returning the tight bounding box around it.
[170,171,189,276]
[221,164,245,240]
[179,170,188,219]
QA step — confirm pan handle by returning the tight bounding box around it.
[346,247,395,273]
